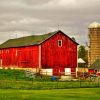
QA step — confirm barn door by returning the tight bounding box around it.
[71,68,76,76]
[53,67,65,76]
[53,67,58,76]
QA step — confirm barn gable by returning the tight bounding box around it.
[0,30,78,49]
[41,31,78,67]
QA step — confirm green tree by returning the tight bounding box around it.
[78,45,86,58]
[78,45,88,67]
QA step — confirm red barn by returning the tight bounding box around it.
[0,30,78,75]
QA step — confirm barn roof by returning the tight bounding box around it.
[89,59,100,70]
[0,30,78,49]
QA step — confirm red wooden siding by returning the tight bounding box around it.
[41,31,77,74]
[0,46,39,68]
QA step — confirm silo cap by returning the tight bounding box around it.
[89,22,100,28]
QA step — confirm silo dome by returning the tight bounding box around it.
[89,22,100,28]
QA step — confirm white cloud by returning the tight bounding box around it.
[56,0,77,6]
[10,18,44,25]
[19,18,44,24]
[31,0,100,11]
[32,0,77,10]
[0,0,100,44]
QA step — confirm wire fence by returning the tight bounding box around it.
[0,69,100,90]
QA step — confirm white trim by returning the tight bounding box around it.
[16,49,18,56]
[0,59,2,67]
[39,45,41,68]
[58,40,62,47]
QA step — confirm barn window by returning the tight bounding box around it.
[58,40,62,47]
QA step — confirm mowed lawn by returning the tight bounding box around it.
[0,88,100,100]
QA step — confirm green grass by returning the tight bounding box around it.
[0,69,25,80]
[0,69,100,100]
[0,79,99,90]
[0,69,52,81]
[0,69,100,90]
[0,88,100,100]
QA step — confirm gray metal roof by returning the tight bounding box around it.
[89,59,100,70]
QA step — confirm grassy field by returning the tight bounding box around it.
[0,69,100,100]
[0,69,100,89]
[0,69,26,80]
[0,88,100,100]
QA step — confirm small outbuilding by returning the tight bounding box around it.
[77,58,88,72]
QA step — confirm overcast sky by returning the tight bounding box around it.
[0,0,100,45]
